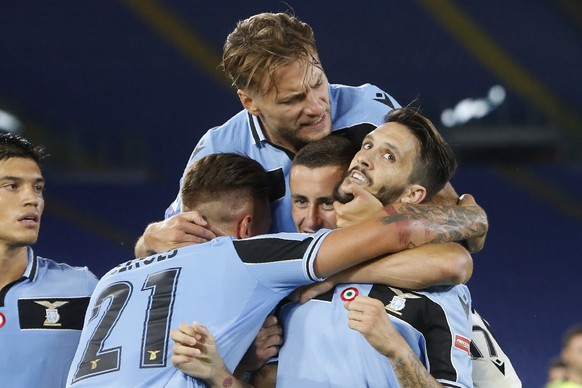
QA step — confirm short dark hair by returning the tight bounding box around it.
[0,133,47,165]
[293,135,356,171]
[221,12,319,95]
[181,153,271,210]
[385,107,457,200]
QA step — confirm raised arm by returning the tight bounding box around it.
[313,199,487,278]
[336,182,488,253]
[134,211,216,257]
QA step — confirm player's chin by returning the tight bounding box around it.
[300,119,331,139]
[334,186,355,204]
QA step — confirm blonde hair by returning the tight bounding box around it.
[221,12,319,95]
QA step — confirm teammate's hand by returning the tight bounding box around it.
[345,295,407,358]
[457,194,488,253]
[290,278,336,304]
[141,211,217,255]
[335,183,383,228]
[237,315,283,372]
[170,322,225,382]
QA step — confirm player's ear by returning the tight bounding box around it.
[237,89,260,116]
[400,184,426,204]
[236,214,254,239]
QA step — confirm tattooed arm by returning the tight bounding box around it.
[336,183,488,253]
[346,296,444,388]
[388,194,487,249]
[313,193,487,278]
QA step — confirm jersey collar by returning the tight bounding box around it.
[22,247,38,282]
[248,113,267,145]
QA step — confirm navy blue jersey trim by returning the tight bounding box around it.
[29,255,39,281]
[0,277,26,307]
[248,112,261,144]
[305,233,326,281]
[233,236,314,265]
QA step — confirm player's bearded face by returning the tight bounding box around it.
[333,167,405,206]
[334,123,419,206]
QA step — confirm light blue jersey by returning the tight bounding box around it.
[165,84,399,232]
[277,283,474,388]
[66,230,331,387]
[0,248,98,388]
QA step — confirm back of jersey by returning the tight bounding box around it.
[66,231,324,387]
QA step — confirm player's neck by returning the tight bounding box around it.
[0,245,29,290]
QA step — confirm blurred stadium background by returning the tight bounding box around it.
[1,1,581,386]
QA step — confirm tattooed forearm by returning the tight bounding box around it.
[390,350,443,388]
[380,203,488,247]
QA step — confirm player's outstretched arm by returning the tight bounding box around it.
[171,322,251,388]
[313,201,487,278]
[297,243,472,303]
[134,211,217,257]
[336,183,488,253]
[346,296,444,388]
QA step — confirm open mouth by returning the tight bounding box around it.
[350,170,369,184]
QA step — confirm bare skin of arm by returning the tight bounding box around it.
[312,192,486,278]
[337,182,487,252]
[134,210,216,257]
[295,183,479,298]
[297,242,472,303]
[346,296,444,388]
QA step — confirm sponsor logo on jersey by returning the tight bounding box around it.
[0,312,5,328]
[34,300,69,327]
[340,287,359,302]
[454,334,471,355]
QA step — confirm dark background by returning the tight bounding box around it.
[1,1,581,386]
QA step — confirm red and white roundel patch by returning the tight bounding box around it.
[0,312,6,328]
[340,287,359,302]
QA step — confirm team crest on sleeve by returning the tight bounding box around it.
[340,287,359,302]
[34,300,69,327]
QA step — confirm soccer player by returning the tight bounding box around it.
[134,12,401,257]
[67,151,486,387]
[170,108,477,387]
[0,133,98,388]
